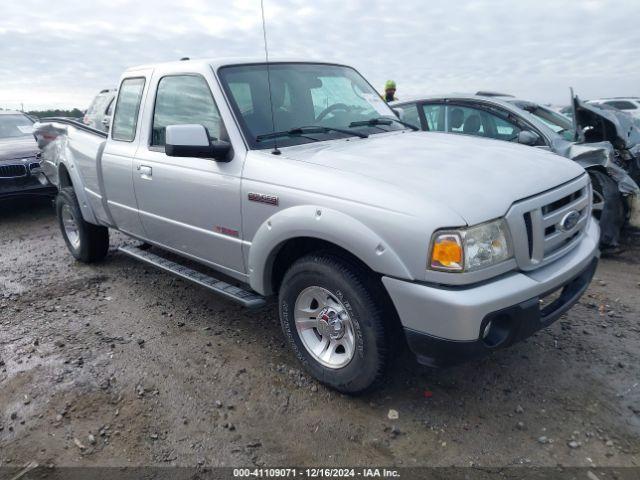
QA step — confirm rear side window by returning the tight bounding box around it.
[112,78,145,142]
[151,75,223,147]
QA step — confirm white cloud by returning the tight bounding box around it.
[0,0,638,110]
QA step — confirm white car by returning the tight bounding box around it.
[587,98,640,119]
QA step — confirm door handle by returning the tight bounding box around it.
[137,165,152,178]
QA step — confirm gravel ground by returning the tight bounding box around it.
[1,199,639,469]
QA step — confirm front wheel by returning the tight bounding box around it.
[278,253,390,394]
[56,187,109,263]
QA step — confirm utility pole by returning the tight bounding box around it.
[21,102,24,112]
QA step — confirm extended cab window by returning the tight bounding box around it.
[151,75,223,147]
[112,78,145,142]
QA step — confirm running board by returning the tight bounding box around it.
[117,245,266,309]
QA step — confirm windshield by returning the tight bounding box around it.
[526,106,576,141]
[218,63,402,149]
[0,114,34,139]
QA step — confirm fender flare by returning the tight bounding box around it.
[247,205,413,295]
[58,155,99,225]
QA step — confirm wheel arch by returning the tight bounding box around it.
[57,159,99,224]
[247,205,412,296]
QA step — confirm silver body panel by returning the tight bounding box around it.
[383,217,599,341]
[33,58,599,343]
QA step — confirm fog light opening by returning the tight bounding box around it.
[481,314,511,348]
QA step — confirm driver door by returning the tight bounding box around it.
[132,73,245,277]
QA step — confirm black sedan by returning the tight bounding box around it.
[0,111,56,200]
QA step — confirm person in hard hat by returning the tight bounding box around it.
[383,80,398,102]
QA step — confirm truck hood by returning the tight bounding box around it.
[0,136,39,162]
[278,131,585,225]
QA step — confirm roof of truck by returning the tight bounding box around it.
[126,57,347,73]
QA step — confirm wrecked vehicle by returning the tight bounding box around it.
[35,59,599,393]
[0,110,56,201]
[392,93,640,252]
[572,97,640,190]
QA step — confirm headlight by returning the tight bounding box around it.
[429,218,512,272]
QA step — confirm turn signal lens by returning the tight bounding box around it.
[429,219,513,273]
[430,233,463,271]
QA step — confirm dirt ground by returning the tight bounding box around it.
[1,199,639,469]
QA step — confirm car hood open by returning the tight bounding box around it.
[278,131,585,225]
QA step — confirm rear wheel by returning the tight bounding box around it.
[56,187,109,263]
[278,253,390,394]
[589,170,624,251]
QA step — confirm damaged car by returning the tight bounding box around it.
[1,110,56,201]
[571,97,640,189]
[392,93,640,253]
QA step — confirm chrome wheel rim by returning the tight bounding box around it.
[592,189,605,219]
[294,286,356,369]
[61,204,81,250]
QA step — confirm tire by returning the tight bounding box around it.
[589,170,624,249]
[278,253,390,394]
[56,187,109,263]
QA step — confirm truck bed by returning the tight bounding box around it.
[34,118,111,226]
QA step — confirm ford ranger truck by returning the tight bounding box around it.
[34,59,600,394]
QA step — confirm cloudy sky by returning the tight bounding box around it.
[1,0,639,110]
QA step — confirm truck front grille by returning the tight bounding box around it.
[506,174,591,271]
[0,164,28,178]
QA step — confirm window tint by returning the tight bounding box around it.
[422,104,445,131]
[151,75,222,147]
[447,105,522,141]
[605,100,636,110]
[400,103,421,129]
[112,78,145,142]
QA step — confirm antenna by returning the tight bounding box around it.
[260,0,280,155]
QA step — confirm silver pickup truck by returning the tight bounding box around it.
[35,58,600,393]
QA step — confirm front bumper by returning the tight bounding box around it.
[382,218,600,366]
[0,174,57,200]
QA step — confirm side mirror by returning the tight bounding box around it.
[165,124,232,161]
[518,130,540,146]
[392,107,404,120]
[101,115,111,132]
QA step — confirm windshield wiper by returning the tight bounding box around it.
[256,125,368,142]
[349,116,419,131]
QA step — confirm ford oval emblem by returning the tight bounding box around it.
[560,210,581,232]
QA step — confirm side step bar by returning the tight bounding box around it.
[117,245,266,309]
